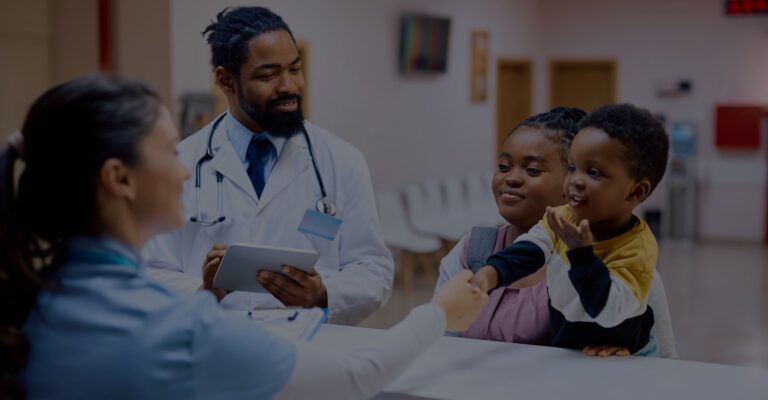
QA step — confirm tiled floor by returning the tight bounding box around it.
[358,240,768,369]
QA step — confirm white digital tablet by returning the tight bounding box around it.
[212,243,320,293]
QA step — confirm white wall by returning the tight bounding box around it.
[171,0,543,189]
[540,0,768,242]
[171,0,768,242]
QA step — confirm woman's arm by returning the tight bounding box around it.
[193,268,485,400]
[274,303,445,400]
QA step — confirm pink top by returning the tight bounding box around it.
[462,225,551,345]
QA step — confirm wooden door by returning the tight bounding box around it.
[0,0,52,138]
[550,60,616,113]
[496,59,532,151]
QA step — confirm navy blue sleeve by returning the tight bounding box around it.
[485,241,546,288]
[566,246,612,318]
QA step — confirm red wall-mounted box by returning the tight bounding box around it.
[715,106,768,150]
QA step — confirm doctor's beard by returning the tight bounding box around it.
[237,90,305,138]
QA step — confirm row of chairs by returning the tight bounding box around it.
[376,173,506,292]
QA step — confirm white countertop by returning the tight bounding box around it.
[314,324,768,400]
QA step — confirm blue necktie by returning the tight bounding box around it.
[246,135,274,197]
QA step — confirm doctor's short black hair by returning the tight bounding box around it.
[203,7,295,74]
[578,104,669,194]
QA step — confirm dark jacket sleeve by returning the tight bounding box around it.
[566,246,612,318]
[485,241,546,288]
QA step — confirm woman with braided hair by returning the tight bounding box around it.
[435,107,586,345]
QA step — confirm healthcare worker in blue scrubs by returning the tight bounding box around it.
[142,6,393,325]
[0,76,487,400]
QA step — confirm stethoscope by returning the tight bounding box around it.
[190,112,336,226]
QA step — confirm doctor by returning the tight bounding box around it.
[143,6,393,325]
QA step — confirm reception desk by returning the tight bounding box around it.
[314,324,767,400]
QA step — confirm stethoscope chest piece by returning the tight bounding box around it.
[316,197,336,216]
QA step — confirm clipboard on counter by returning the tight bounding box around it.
[247,307,328,341]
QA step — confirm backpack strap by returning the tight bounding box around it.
[466,227,499,273]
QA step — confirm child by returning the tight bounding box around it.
[435,107,585,344]
[472,104,669,355]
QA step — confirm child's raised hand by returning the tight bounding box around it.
[545,206,593,250]
[583,345,630,357]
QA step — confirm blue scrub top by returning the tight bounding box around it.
[22,236,296,399]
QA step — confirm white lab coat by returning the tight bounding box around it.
[142,117,393,325]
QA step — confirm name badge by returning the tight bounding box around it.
[298,209,342,241]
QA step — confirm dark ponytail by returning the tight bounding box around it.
[510,106,587,164]
[0,142,35,400]
[0,75,161,399]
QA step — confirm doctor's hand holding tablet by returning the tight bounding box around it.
[201,208,342,307]
[201,242,326,306]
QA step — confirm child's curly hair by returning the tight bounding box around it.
[578,104,669,194]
